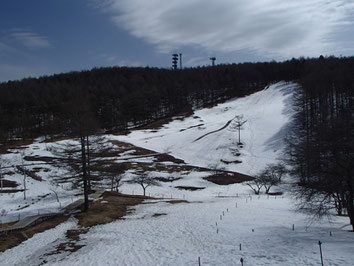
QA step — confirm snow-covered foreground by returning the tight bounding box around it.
[2,189,353,266]
[116,81,297,175]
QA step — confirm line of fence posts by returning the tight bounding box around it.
[207,194,327,266]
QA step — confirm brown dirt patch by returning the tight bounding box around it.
[155,177,181,182]
[46,228,89,256]
[46,192,151,256]
[75,191,150,228]
[110,140,155,156]
[0,215,69,252]
[155,153,185,164]
[0,221,16,230]
[0,139,34,154]
[1,179,19,188]
[168,200,189,204]
[0,189,24,193]
[0,192,151,254]
[152,213,167,217]
[175,186,206,191]
[23,156,54,162]
[204,172,253,185]
[267,192,283,196]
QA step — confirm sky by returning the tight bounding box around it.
[1,0,354,82]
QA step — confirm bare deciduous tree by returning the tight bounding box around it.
[246,178,263,195]
[230,115,247,145]
[257,164,284,194]
[129,174,159,196]
[103,163,127,192]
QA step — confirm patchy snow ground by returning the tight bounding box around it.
[52,197,354,266]
[3,188,353,266]
[1,82,354,265]
[115,81,297,176]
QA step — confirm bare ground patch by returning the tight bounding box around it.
[0,189,24,193]
[0,192,151,254]
[1,179,19,188]
[0,215,69,252]
[168,200,189,204]
[155,177,181,182]
[110,140,156,156]
[204,172,253,185]
[152,213,167,217]
[0,139,35,154]
[75,191,149,228]
[175,186,206,191]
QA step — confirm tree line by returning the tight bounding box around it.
[0,59,302,142]
[0,56,353,219]
[286,56,354,230]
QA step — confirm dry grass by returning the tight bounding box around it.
[45,228,89,256]
[0,192,151,254]
[110,140,155,156]
[0,216,69,252]
[46,192,151,256]
[75,191,149,228]
[0,221,16,230]
[155,153,185,164]
[0,139,34,154]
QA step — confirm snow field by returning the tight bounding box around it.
[1,82,353,265]
[115,82,298,176]
[23,191,354,266]
[1,217,78,266]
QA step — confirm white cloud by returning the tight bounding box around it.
[97,0,354,58]
[96,53,144,67]
[185,56,210,67]
[11,30,50,49]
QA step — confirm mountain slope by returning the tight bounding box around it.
[116,81,297,175]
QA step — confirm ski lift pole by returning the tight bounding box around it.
[318,240,324,266]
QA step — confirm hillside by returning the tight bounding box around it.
[115,81,297,175]
[1,82,353,265]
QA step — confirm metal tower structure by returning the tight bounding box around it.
[179,53,182,69]
[172,54,178,70]
[210,57,216,66]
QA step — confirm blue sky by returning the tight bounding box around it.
[1,0,354,82]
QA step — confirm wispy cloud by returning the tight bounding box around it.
[185,56,210,67]
[10,29,50,49]
[96,53,144,67]
[96,0,354,58]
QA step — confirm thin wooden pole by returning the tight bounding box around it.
[318,241,324,266]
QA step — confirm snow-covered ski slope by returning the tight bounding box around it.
[117,81,297,175]
[2,82,354,266]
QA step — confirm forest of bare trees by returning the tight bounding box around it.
[0,56,353,224]
[286,57,354,230]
